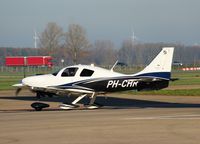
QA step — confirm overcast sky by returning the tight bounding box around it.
[0,0,200,47]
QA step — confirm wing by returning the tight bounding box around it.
[47,85,94,94]
[13,83,94,96]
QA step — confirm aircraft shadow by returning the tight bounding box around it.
[1,95,200,109]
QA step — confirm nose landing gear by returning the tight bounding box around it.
[31,102,50,111]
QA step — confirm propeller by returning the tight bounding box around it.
[13,83,24,96]
[15,88,22,96]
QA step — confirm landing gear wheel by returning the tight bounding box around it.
[35,107,42,111]
[31,102,49,111]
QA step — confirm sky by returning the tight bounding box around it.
[0,0,200,48]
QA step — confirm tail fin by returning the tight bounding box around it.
[136,47,174,80]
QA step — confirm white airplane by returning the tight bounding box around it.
[13,47,174,111]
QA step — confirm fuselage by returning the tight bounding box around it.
[22,64,169,93]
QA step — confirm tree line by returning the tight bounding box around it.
[1,22,200,67]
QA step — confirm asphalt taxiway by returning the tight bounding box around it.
[1,91,200,144]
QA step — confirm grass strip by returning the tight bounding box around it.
[128,89,200,96]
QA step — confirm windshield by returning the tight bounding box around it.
[52,70,59,76]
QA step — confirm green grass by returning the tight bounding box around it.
[0,70,52,90]
[0,76,22,90]
[129,89,200,96]
[0,70,200,96]
[170,71,200,86]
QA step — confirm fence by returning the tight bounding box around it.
[0,65,188,75]
[0,65,142,74]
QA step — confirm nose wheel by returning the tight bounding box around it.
[31,102,49,111]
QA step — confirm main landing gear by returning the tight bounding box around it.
[30,92,100,111]
[59,92,100,110]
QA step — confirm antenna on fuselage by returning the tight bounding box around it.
[110,60,118,72]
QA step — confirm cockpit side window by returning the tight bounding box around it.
[80,69,94,77]
[61,67,78,77]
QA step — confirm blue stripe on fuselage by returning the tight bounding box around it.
[136,72,171,80]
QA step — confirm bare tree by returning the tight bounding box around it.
[92,40,117,66]
[118,39,136,66]
[39,22,64,55]
[65,24,90,64]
